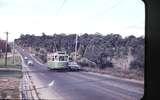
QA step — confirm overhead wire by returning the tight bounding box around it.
[102,0,124,14]
[87,0,124,21]
[56,0,67,15]
[119,22,144,31]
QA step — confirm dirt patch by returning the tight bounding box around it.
[0,77,20,99]
[0,68,22,78]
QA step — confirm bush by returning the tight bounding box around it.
[77,58,97,68]
[130,60,144,69]
[40,55,47,63]
[99,61,113,69]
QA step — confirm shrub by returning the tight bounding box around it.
[77,58,97,68]
[130,60,144,69]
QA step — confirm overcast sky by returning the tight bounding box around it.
[0,0,145,42]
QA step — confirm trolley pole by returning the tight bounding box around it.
[4,32,9,66]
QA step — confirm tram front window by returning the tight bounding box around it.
[52,57,54,61]
[59,56,68,61]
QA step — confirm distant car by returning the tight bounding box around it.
[27,60,33,66]
[68,62,81,70]
[24,56,28,60]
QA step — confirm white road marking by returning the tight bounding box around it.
[48,80,55,87]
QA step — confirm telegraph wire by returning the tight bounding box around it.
[101,0,124,17]
[56,0,67,15]
[102,0,124,14]
[119,22,144,31]
[87,0,124,20]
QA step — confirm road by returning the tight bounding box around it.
[16,46,144,100]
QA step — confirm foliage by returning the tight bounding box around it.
[0,39,11,53]
[15,33,144,70]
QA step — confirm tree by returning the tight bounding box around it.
[15,33,144,70]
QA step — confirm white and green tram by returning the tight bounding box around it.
[47,51,69,69]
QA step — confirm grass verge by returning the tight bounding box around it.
[82,67,144,81]
[0,51,22,99]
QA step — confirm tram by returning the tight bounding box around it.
[47,51,69,69]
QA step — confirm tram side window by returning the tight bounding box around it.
[55,56,58,61]
[69,57,72,62]
[59,56,65,61]
[52,57,54,61]
[65,56,68,61]
[59,56,68,61]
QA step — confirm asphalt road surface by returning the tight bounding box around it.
[16,46,144,100]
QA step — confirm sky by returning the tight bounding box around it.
[0,0,145,42]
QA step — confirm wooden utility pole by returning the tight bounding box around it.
[5,32,9,66]
[75,34,78,61]
[12,40,15,64]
